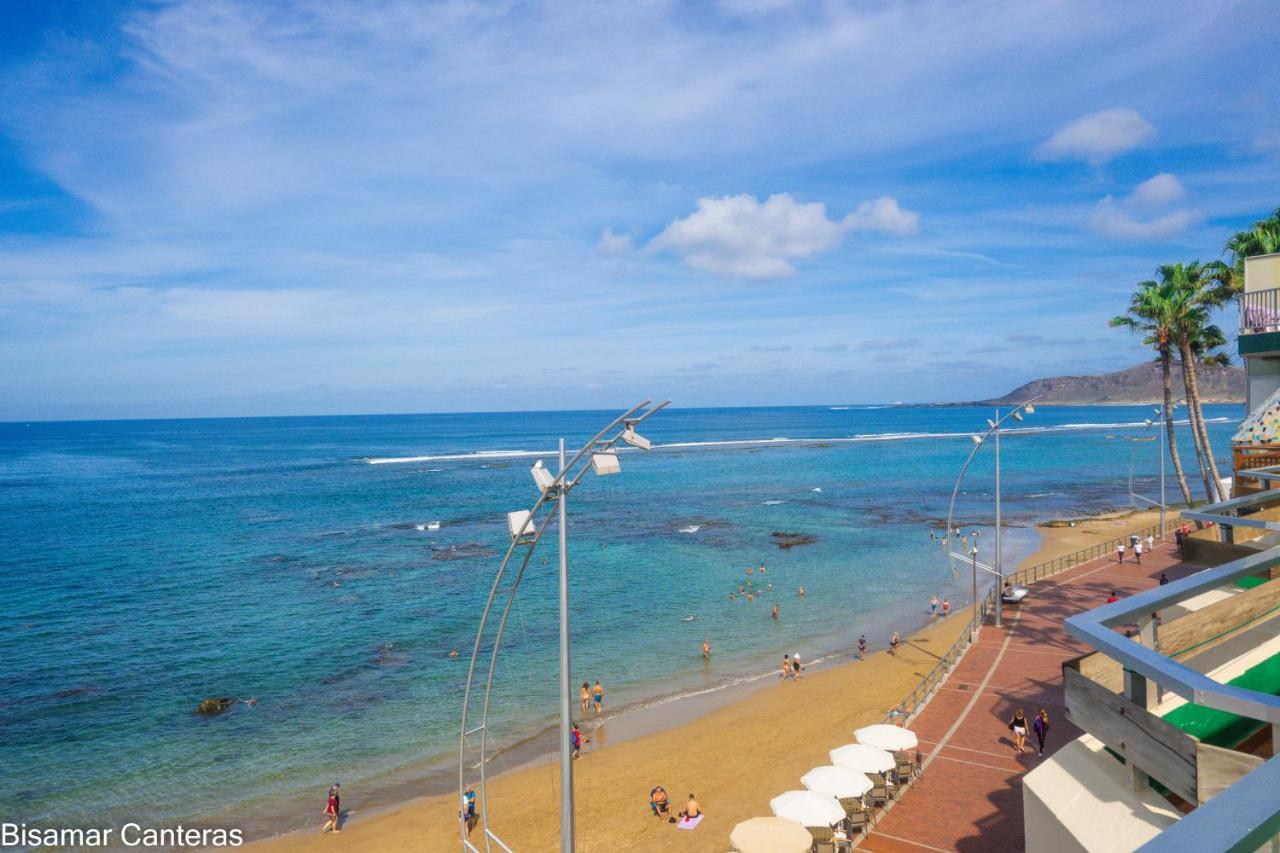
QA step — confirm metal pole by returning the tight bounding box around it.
[972,549,979,636]
[557,437,573,853]
[994,409,1003,629]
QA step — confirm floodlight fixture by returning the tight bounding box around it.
[621,425,652,450]
[590,452,621,476]
[530,459,557,493]
[507,509,534,540]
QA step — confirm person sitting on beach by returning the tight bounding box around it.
[649,786,670,817]
[680,793,701,820]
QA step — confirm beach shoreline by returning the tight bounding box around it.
[243,506,1171,851]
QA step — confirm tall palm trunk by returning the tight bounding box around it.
[1160,350,1194,507]
[1177,352,1217,502]
[1180,343,1226,500]
[1178,344,1223,502]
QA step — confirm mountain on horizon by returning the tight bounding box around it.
[968,362,1245,407]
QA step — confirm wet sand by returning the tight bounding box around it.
[247,509,1171,852]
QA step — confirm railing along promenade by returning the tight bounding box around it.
[885,520,1166,727]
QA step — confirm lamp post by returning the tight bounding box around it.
[944,395,1042,630]
[459,401,669,853]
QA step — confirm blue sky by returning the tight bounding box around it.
[1,0,1278,420]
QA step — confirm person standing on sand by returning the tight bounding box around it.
[930,595,938,617]
[772,604,779,621]
[942,598,950,617]
[1008,708,1028,753]
[322,784,341,833]
[889,631,900,656]
[702,639,711,660]
[1033,708,1050,755]
[571,723,583,759]
[581,682,590,714]
[857,634,867,660]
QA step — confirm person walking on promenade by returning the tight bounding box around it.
[592,680,604,715]
[1116,542,1125,563]
[1134,540,1143,565]
[1146,533,1155,551]
[322,783,341,833]
[930,594,938,617]
[1008,708,1029,753]
[581,682,590,714]
[857,634,867,660]
[1033,708,1051,756]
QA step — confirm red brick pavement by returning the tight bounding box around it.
[860,539,1196,852]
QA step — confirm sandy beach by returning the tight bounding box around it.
[247,508,1173,852]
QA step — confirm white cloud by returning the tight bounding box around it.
[596,228,634,254]
[1090,200,1195,240]
[1127,172,1184,207]
[843,196,921,236]
[1089,175,1198,241]
[1035,108,1156,165]
[648,193,918,279]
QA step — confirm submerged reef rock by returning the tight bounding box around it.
[197,698,234,716]
[771,532,816,549]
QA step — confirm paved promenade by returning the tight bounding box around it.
[861,539,1197,852]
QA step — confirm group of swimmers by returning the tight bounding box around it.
[579,680,605,716]
[727,563,805,607]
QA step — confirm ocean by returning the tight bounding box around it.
[0,404,1241,838]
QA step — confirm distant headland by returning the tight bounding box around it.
[944,362,1245,407]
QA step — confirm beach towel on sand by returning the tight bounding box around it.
[676,815,703,830]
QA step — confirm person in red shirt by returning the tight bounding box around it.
[1106,590,1119,604]
[321,783,340,833]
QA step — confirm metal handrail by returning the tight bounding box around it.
[1240,287,1280,334]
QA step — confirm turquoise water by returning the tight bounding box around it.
[0,404,1240,835]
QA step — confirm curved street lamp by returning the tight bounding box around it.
[458,400,669,853]
[942,395,1042,630]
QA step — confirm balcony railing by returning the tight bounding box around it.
[1240,288,1280,334]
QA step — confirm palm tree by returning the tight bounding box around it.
[1110,279,1195,507]
[1225,207,1280,291]
[1161,261,1230,502]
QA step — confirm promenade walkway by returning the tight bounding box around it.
[861,539,1197,852]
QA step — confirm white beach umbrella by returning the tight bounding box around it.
[829,743,895,774]
[729,816,812,853]
[801,765,873,799]
[855,723,918,752]
[769,790,845,828]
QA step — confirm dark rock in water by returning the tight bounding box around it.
[197,698,234,716]
[432,543,496,561]
[771,532,816,549]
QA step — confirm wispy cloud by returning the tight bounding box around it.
[1035,108,1156,165]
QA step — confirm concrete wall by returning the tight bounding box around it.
[1245,254,1280,293]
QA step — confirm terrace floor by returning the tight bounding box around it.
[860,538,1194,853]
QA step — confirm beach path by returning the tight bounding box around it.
[861,538,1189,853]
